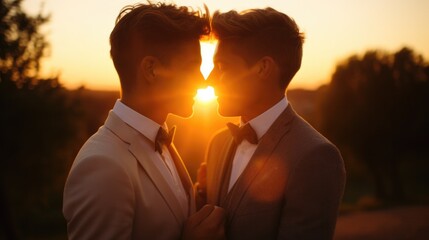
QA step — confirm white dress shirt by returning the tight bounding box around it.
[228,97,289,191]
[112,100,189,216]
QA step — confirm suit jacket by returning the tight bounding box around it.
[63,111,195,240]
[205,105,346,240]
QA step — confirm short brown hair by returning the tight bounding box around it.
[110,2,210,92]
[212,8,304,89]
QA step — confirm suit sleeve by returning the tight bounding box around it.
[63,156,135,240]
[277,143,346,240]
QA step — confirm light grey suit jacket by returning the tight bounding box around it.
[205,105,346,240]
[63,111,195,240]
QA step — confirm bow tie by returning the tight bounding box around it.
[227,122,258,145]
[155,126,176,154]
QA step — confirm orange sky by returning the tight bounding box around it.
[24,0,429,91]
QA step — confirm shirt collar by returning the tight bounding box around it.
[112,99,165,142]
[240,96,288,140]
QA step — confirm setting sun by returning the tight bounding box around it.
[195,86,217,103]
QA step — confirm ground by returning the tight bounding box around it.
[334,205,429,240]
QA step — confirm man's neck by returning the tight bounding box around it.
[241,95,284,123]
[120,97,167,125]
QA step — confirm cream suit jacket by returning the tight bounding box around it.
[205,105,346,240]
[63,111,195,240]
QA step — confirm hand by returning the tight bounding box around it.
[182,204,226,240]
[197,162,207,190]
[195,162,207,209]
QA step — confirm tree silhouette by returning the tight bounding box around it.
[0,0,48,86]
[0,0,85,238]
[319,47,429,203]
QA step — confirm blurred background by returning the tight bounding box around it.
[1,0,429,239]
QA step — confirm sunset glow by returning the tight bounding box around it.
[23,0,429,91]
[195,86,217,103]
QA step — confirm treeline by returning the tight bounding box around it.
[317,47,429,205]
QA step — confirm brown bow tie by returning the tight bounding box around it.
[227,122,258,145]
[155,126,176,154]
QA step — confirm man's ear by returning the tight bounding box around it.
[256,56,275,80]
[139,56,159,84]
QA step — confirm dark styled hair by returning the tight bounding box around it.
[110,2,210,92]
[212,8,304,89]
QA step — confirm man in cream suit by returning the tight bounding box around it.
[197,8,346,239]
[63,3,225,240]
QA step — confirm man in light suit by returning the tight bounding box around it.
[196,8,346,239]
[63,3,225,240]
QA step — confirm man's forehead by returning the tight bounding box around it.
[216,40,235,51]
[214,40,235,61]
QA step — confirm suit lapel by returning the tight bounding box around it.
[168,144,196,214]
[104,111,186,225]
[218,141,237,207]
[223,106,296,220]
[207,135,236,205]
[129,140,187,224]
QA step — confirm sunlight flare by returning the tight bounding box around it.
[194,40,218,104]
[195,86,217,103]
